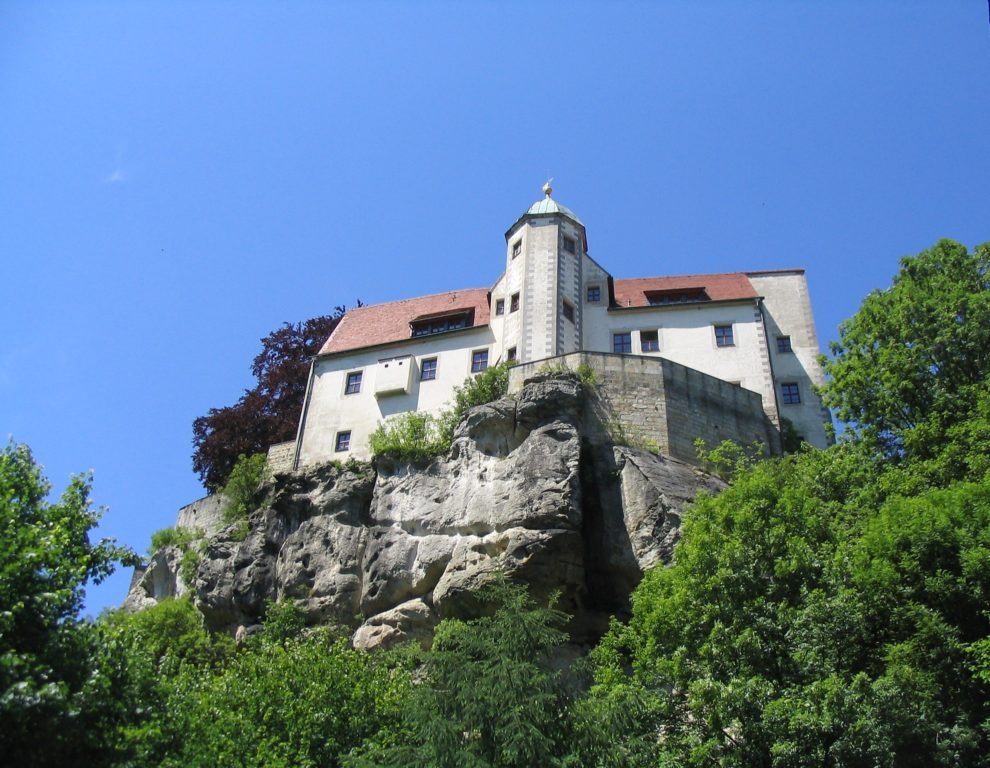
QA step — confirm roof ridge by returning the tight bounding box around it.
[342,287,489,313]
[614,271,748,282]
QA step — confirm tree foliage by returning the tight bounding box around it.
[592,451,990,767]
[350,578,619,768]
[192,310,351,490]
[821,239,990,464]
[0,442,136,766]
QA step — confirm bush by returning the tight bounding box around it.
[369,412,447,462]
[221,452,267,524]
[370,363,513,462]
[148,526,201,558]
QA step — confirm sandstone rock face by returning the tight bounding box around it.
[128,373,724,647]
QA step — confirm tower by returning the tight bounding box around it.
[500,182,587,363]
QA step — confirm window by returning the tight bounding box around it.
[510,293,520,312]
[471,350,489,373]
[781,382,801,404]
[613,332,632,354]
[562,236,576,254]
[641,330,659,352]
[714,324,734,347]
[495,298,505,316]
[335,430,351,452]
[506,346,517,362]
[421,358,437,381]
[411,311,472,338]
[647,288,709,305]
[587,285,601,303]
[777,336,792,353]
[345,371,362,394]
[512,240,522,258]
[562,301,575,323]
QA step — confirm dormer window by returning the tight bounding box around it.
[410,310,474,338]
[646,288,710,305]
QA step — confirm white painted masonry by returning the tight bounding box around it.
[293,186,831,465]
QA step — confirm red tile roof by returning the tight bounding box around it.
[319,288,491,355]
[611,272,759,308]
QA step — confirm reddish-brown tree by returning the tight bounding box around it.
[192,308,351,489]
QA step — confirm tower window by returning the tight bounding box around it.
[506,346,517,362]
[781,382,801,404]
[421,358,437,381]
[510,293,520,313]
[335,430,351,452]
[714,325,734,347]
[587,285,601,303]
[345,371,362,395]
[563,301,575,323]
[512,240,522,258]
[562,236,576,254]
[495,298,505,316]
[641,330,659,352]
[777,336,792,353]
[613,332,632,354]
[471,350,489,373]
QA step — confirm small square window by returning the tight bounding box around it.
[506,346,517,362]
[345,371,362,394]
[587,285,601,303]
[641,330,659,352]
[781,382,800,404]
[563,301,575,323]
[562,236,576,254]
[471,350,489,373]
[714,325,734,347]
[777,336,792,353]
[512,240,522,258]
[421,358,437,381]
[495,298,505,316]
[613,332,632,354]
[335,430,351,452]
[510,293,520,313]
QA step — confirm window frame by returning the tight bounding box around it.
[613,332,632,354]
[640,329,659,352]
[420,358,437,381]
[714,324,734,348]
[511,239,522,258]
[506,346,517,362]
[510,293,520,313]
[776,335,793,353]
[344,371,363,395]
[334,430,351,452]
[495,298,505,316]
[562,300,575,323]
[781,382,801,405]
[562,235,576,254]
[586,285,601,303]
[471,349,489,373]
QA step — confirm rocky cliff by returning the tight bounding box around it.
[126,372,724,648]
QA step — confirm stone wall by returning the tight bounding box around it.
[508,351,779,464]
[265,440,296,478]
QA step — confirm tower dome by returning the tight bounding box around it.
[506,181,584,236]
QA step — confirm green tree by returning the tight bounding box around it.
[591,449,990,767]
[351,578,620,768]
[821,239,990,466]
[0,442,136,766]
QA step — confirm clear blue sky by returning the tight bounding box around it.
[2,2,988,616]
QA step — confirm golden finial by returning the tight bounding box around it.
[543,177,553,197]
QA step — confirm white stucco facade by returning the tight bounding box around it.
[294,188,832,465]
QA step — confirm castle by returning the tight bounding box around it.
[287,183,831,468]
